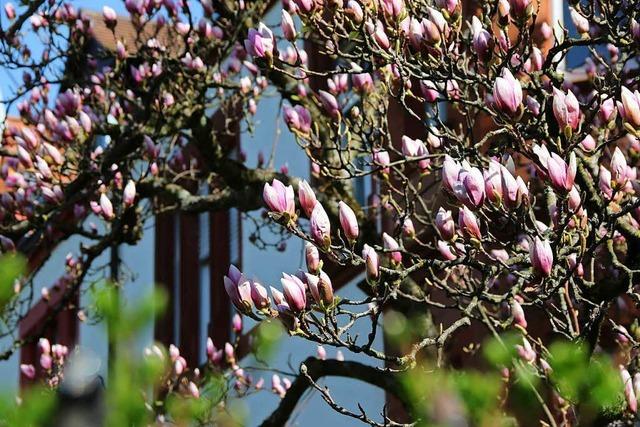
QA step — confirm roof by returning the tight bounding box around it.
[82,10,179,54]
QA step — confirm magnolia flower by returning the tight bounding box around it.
[281,9,296,41]
[306,271,334,307]
[224,265,253,314]
[346,0,364,23]
[458,206,482,240]
[305,243,321,273]
[263,179,295,218]
[353,73,374,93]
[245,23,274,59]
[100,193,114,220]
[338,201,359,242]
[4,3,15,20]
[570,8,589,35]
[380,0,405,18]
[511,297,527,329]
[460,167,485,207]
[123,180,136,207]
[621,366,637,413]
[546,152,576,192]
[20,364,36,380]
[619,86,640,129]
[298,179,317,217]
[529,236,553,277]
[102,6,117,27]
[318,90,340,119]
[441,155,462,193]
[484,160,503,204]
[310,203,331,249]
[509,0,532,18]
[493,69,522,115]
[471,16,493,62]
[402,218,415,238]
[283,105,312,134]
[552,88,581,134]
[382,232,402,264]
[435,208,455,240]
[362,244,379,284]
[610,147,629,188]
[250,280,270,310]
[373,150,391,176]
[280,273,307,312]
[401,136,429,172]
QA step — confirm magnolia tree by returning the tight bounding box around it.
[1,0,640,425]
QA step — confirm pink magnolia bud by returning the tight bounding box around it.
[402,218,415,238]
[116,40,127,60]
[250,280,270,310]
[530,236,553,277]
[17,146,33,169]
[281,10,296,41]
[305,243,321,273]
[435,207,455,240]
[552,88,581,134]
[298,179,317,217]
[598,98,616,123]
[294,0,315,13]
[305,271,334,307]
[509,0,532,18]
[484,160,503,204]
[380,0,405,19]
[40,354,52,371]
[4,3,15,20]
[338,201,359,242]
[244,23,274,59]
[599,165,613,200]
[471,16,493,62]
[458,206,481,240]
[632,19,640,42]
[100,193,114,220]
[225,342,235,363]
[610,147,628,188]
[263,178,295,217]
[437,240,458,260]
[281,273,307,312]
[619,86,640,129]
[318,90,340,119]
[102,6,117,28]
[401,136,430,172]
[38,338,51,355]
[188,382,200,398]
[224,265,253,314]
[567,253,584,277]
[20,364,36,380]
[362,244,379,284]
[621,366,637,413]
[123,180,136,207]
[461,167,485,207]
[206,338,216,360]
[570,8,589,35]
[232,313,243,333]
[516,337,536,363]
[442,155,462,192]
[373,150,390,176]
[511,297,527,329]
[580,134,596,152]
[546,152,576,192]
[382,232,402,264]
[283,105,312,134]
[369,20,390,49]
[346,0,364,23]
[310,203,331,249]
[420,80,439,102]
[317,345,327,360]
[353,73,374,93]
[493,69,522,115]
